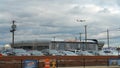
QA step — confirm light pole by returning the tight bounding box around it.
[107,29,110,48]
[117,45,120,56]
[53,36,56,50]
[76,19,86,68]
[79,33,82,41]
[10,20,16,48]
[76,19,86,51]
[84,25,87,50]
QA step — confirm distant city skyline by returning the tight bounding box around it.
[0,0,120,47]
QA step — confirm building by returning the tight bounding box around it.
[11,40,104,51]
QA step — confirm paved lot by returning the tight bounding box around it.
[58,66,120,68]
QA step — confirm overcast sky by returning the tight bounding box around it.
[0,0,120,47]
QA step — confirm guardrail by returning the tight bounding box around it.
[0,56,119,68]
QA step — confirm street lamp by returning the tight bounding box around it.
[10,20,17,48]
[76,19,87,68]
[76,19,87,51]
[76,19,86,22]
[107,29,110,48]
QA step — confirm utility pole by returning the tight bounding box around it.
[53,36,56,49]
[84,25,87,50]
[10,20,17,48]
[79,33,82,41]
[107,29,110,48]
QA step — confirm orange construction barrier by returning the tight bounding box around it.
[44,58,50,68]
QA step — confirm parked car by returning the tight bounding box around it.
[41,49,63,56]
[101,50,118,56]
[13,49,30,56]
[59,51,78,56]
[87,50,99,56]
[98,50,115,56]
[98,50,107,56]
[76,51,93,56]
[0,51,8,56]
[28,50,44,56]
[112,51,119,56]
[4,49,14,56]
[68,49,81,54]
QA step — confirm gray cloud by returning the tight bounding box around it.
[0,0,120,47]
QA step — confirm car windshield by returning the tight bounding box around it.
[64,51,76,55]
[49,50,58,54]
[65,51,74,54]
[32,51,42,54]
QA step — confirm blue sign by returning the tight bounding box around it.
[109,59,118,66]
[23,60,38,68]
[118,59,120,66]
